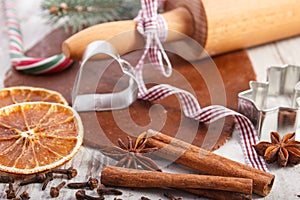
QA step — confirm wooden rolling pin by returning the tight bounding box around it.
[63,0,300,61]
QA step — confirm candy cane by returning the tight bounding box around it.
[4,0,73,75]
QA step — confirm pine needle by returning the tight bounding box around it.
[41,0,141,32]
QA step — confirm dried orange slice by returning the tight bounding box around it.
[0,86,68,108]
[0,102,83,174]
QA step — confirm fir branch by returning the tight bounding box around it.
[41,0,141,32]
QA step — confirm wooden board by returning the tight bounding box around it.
[4,28,256,151]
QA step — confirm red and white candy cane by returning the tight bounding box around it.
[135,0,269,172]
[4,0,73,75]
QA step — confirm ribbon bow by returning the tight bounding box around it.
[135,0,171,96]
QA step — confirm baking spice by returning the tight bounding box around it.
[75,190,104,200]
[184,188,252,200]
[0,176,14,183]
[19,174,47,186]
[164,192,174,200]
[42,172,54,190]
[97,184,122,196]
[141,196,151,200]
[67,177,98,190]
[50,181,66,198]
[146,131,274,197]
[101,166,253,198]
[253,132,300,167]
[11,191,30,200]
[6,183,16,199]
[51,167,78,179]
[164,192,182,200]
[101,132,161,171]
[19,191,30,200]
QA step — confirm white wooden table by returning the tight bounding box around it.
[0,0,299,199]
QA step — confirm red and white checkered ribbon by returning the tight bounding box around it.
[135,0,269,171]
[4,0,73,74]
[134,0,171,97]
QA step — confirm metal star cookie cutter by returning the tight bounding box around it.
[238,64,300,141]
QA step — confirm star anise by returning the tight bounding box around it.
[253,132,300,167]
[101,132,161,171]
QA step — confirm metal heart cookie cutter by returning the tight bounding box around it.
[238,64,300,141]
[72,41,138,112]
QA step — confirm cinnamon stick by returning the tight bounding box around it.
[145,130,274,197]
[184,189,251,200]
[101,166,253,197]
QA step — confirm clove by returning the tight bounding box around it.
[19,173,46,186]
[164,192,182,200]
[50,181,66,198]
[75,190,104,200]
[12,191,30,200]
[19,191,30,200]
[42,172,53,190]
[0,176,14,183]
[141,197,151,200]
[51,167,77,179]
[97,184,122,196]
[6,183,16,199]
[67,177,98,190]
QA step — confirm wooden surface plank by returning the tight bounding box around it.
[247,35,300,82]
